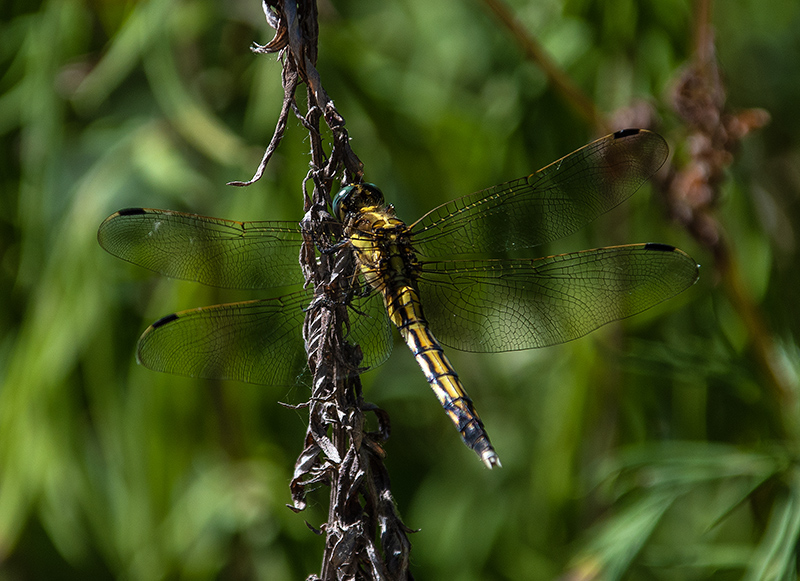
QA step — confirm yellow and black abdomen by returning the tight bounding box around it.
[386,280,500,467]
[348,208,499,468]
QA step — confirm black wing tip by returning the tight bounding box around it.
[116,207,148,216]
[644,242,677,252]
[613,128,642,139]
[644,242,701,284]
[151,313,179,328]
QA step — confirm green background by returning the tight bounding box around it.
[2,0,799,579]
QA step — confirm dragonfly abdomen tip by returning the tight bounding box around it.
[482,451,502,469]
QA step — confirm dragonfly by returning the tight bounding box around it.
[98,129,699,468]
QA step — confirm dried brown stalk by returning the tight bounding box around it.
[663,0,788,408]
[236,1,413,579]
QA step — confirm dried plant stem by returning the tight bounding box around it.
[237,1,413,579]
[666,0,791,410]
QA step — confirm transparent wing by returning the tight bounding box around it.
[137,290,312,385]
[98,208,304,289]
[417,243,699,353]
[410,129,669,257]
[137,288,392,386]
[345,287,394,373]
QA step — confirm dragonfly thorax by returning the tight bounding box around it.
[346,206,417,289]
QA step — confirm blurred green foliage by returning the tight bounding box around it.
[1,0,799,579]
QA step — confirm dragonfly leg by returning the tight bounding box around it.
[316,233,347,255]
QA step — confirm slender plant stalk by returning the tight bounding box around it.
[481,0,608,132]
[234,1,413,579]
[666,0,789,411]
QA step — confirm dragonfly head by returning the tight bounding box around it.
[332,183,385,221]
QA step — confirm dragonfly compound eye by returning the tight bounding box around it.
[332,183,385,220]
[332,185,356,220]
[359,183,384,206]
